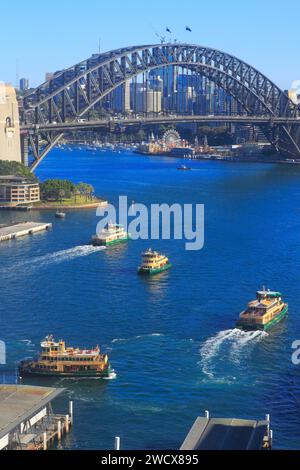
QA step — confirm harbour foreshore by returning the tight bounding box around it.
[0,200,108,211]
[30,200,108,211]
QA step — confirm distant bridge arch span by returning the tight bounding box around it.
[21,43,300,168]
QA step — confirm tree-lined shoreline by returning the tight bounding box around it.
[0,160,107,210]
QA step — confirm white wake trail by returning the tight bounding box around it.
[13,245,106,271]
[229,329,268,363]
[199,328,268,378]
[32,245,106,266]
[200,329,237,363]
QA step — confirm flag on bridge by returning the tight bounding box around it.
[166,27,172,33]
[186,26,192,32]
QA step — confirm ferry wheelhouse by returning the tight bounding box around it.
[236,289,288,332]
[91,224,130,247]
[138,249,172,275]
[19,336,112,378]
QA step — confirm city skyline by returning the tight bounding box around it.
[0,0,299,90]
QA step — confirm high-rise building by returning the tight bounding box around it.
[149,67,177,111]
[19,78,29,92]
[112,80,131,114]
[289,80,300,105]
[124,80,131,113]
[135,89,162,114]
[149,74,163,93]
[288,89,298,105]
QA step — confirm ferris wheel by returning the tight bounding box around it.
[162,129,181,148]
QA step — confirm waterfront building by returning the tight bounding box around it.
[0,84,21,163]
[0,175,40,205]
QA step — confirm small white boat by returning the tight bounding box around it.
[55,212,66,219]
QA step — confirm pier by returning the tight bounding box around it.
[180,411,272,450]
[0,222,52,243]
[0,385,73,451]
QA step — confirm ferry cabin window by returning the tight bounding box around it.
[56,357,94,362]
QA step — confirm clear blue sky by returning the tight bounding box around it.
[0,0,299,89]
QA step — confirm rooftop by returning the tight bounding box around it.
[0,175,26,181]
[0,385,64,439]
[257,290,282,297]
[0,175,37,185]
[181,416,269,451]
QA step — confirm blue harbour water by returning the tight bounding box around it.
[1,148,300,450]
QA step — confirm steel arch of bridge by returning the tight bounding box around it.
[21,43,300,167]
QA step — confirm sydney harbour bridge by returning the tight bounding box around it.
[19,43,300,169]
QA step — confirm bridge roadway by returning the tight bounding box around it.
[20,115,300,134]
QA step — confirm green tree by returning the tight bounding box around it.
[76,182,95,202]
[58,189,65,204]
[0,160,38,181]
[197,125,234,146]
[85,184,95,201]
[40,179,75,201]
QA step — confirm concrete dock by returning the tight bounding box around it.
[0,385,72,450]
[0,222,52,243]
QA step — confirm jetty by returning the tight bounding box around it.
[0,385,73,450]
[0,222,52,243]
[181,411,272,450]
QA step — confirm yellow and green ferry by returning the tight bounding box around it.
[19,336,112,378]
[91,223,130,247]
[236,289,288,332]
[138,249,172,275]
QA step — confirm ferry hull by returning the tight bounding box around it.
[19,365,112,379]
[236,305,288,332]
[138,263,172,276]
[91,235,130,247]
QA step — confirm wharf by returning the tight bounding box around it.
[181,412,272,450]
[0,385,73,451]
[0,222,52,242]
